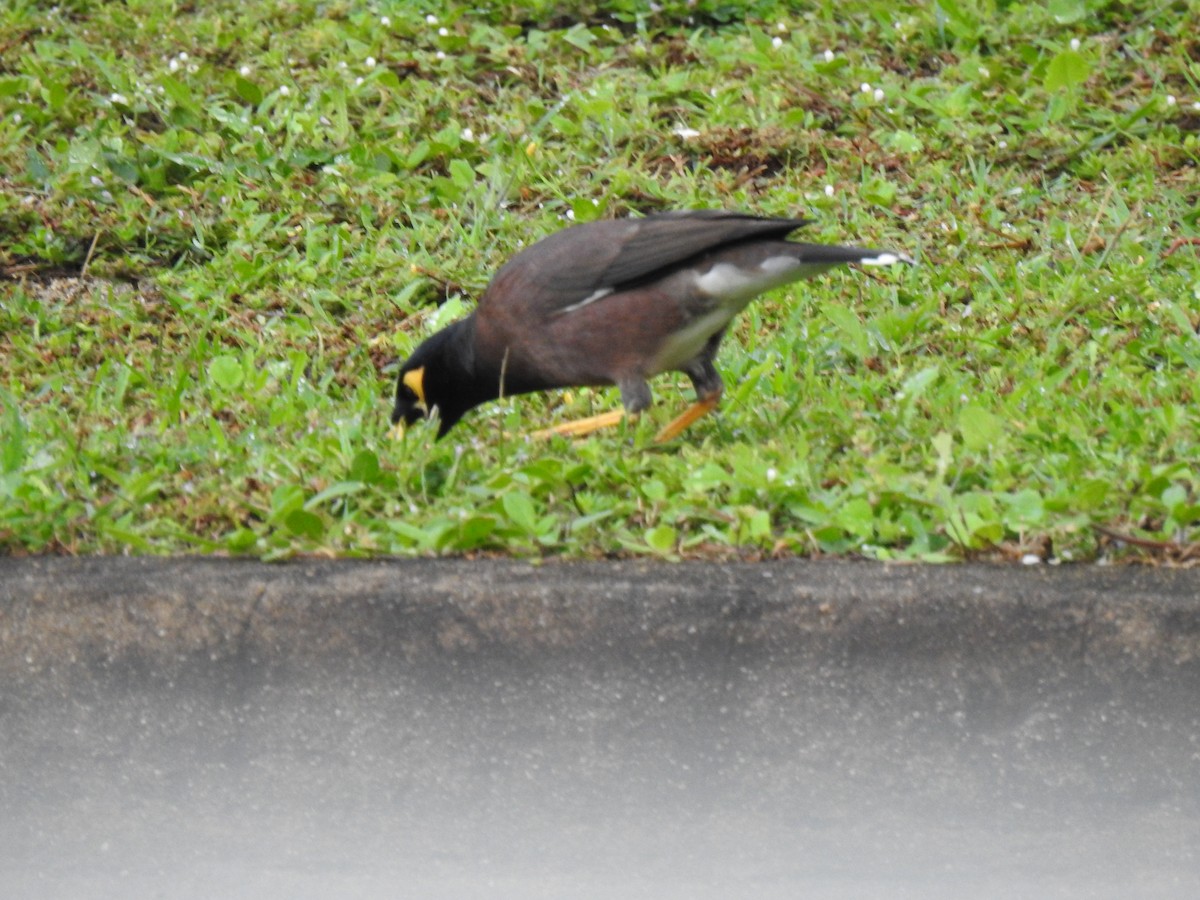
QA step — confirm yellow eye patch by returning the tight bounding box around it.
[403,367,427,410]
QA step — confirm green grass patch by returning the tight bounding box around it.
[2,0,1198,561]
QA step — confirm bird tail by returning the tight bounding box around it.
[783,242,914,267]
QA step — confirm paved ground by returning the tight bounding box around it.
[2,558,1199,898]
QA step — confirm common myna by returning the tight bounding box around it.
[393,210,909,441]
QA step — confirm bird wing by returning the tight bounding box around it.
[479,211,810,317]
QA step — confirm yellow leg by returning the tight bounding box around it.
[654,396,720,443]
[532,408,628,439]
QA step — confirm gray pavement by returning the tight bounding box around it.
[2,557,1199,898]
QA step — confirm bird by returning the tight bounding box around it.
[392,209,910,442]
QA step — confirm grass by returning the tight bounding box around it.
[1,0,1198,562]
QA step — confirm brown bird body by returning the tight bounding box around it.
[393,210,909,440]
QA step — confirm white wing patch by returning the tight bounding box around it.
[554,286,615,315]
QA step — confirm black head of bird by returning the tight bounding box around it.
[393,317,490,438]
[392,210,911,442]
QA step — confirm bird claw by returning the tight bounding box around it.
[654,397,720,443]
[531,409,627,439]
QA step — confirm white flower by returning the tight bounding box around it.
[355,77,364,86]
[873,87,884,102]
[860,82,871,93]
[824,184,835,197]
[1069,38,1080,50]
[425,14,438,24]
[380,15,390,26]
[438,27,449,36]
[1165,94,1177,106]
[239,65,251,76]
[178,51,188,60]
[13,113,22,123]
[435,51,446,60]
[772,36,783,49]
[673,126,700,139]
[823,49,834,62]
[461,127,474,141]
[169,58,180,72]
[278,85,290,95]
[90,175,104,187]
[109,92,128,104]
[365,56,376,68]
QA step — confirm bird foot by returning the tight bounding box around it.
[532,409,627,439]
[654,397,720,443]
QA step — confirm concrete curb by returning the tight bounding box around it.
[3,558,1199,899]
[3,557,1198,675]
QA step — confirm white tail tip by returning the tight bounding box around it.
[859,251,915,267]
